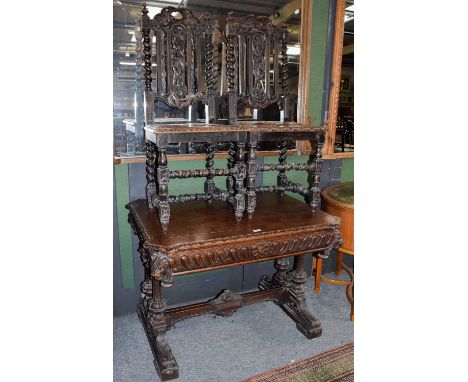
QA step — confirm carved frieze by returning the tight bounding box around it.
[166,229,336,273]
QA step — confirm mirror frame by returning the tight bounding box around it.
[322,0,354,159]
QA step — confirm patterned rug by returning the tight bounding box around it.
[243,343,353,382]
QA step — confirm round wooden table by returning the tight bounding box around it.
[314,182,354,321]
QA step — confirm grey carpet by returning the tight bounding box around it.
[114,274,354,382]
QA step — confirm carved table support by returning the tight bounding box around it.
[273,257,289,285]
[156,147,170,229]
[139,244,153,311]
[246,140,257,216]
[259,254,322,339]
[138,252,178,381]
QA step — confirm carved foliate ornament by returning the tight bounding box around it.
[150,252,174,287]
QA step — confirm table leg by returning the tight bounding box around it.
[259,255,322,339]
[146,280,179,381]
[138,252,178,380]
[139,244,152,311]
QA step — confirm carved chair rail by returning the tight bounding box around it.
[146,135,324,229]
[256,184,309,197]
[166,191,229,204]
[168,168,231,179]
[257,163,318,172]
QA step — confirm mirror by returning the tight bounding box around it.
[113,0,304,160]
[335,0,354,154]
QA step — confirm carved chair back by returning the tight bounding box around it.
[224,14,289,124]
[138,6,220,123]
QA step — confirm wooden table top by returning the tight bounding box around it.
[128,193,340,249]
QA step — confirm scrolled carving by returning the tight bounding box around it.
[144,5,208,109]
[171,25,188,98]
[320,227,343,259]
[169,168,230,179]
[251,32,266,101]
[211,289,242,305]
[150,252,174,287]
[157,166,169,184]
[168,229,337,272]
[209,289,243,317]
[258,163,315,172]
[167,192,229,204]
[230,162,246,180]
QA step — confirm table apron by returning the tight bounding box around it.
[170,246,330,276]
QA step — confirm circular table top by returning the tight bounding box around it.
[321,182,354,209]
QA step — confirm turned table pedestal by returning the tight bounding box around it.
[127,192,342,381]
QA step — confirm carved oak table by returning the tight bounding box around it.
[127,192,342,381]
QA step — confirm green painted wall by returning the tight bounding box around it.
[341,158,354,182]
[114,164,134,288]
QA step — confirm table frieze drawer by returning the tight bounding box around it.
[166,228,338,274]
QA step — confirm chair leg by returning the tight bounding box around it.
[314,256,322,294]
[336,250,343,275]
